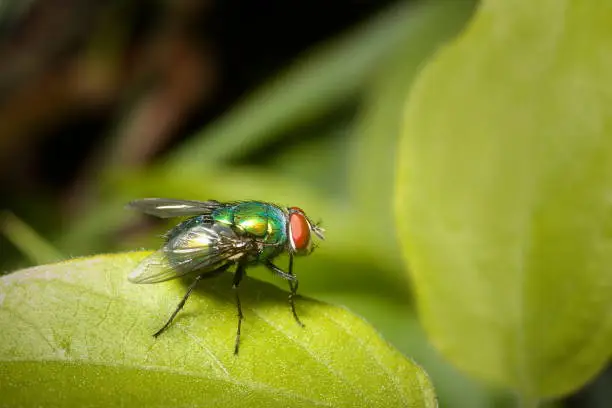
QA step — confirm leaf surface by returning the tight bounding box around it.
[0,252,436,407]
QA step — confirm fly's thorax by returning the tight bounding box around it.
[211,206,233,228]
[212,202,288,244]
[211,202,289,262]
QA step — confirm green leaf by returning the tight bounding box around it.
[396,0,612,400]
[0,211,64,266]
[0,253,436,407]
[325,293,514,408]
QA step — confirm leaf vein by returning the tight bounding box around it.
[321,310,410,407]
[245,303,374,406]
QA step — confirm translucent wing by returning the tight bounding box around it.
[128,250,191,284]
[128,224,246,284]
[126,198,224,218]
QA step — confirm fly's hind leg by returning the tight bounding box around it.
[153,264,229,338]
[232,262,247,355]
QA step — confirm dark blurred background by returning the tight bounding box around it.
[0,1,609,407]
[0,0,392,240]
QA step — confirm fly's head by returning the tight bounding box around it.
[287,206,325,256]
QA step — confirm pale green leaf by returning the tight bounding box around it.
[0,252,436,407]
[326,293,514,408]
[396,0,612,400]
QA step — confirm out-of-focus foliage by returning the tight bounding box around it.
[397,0,612,405]
[1,0,610,407]
[1,211,63,265]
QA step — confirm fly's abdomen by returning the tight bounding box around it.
[166,223,237,271]
[128,222,242,284]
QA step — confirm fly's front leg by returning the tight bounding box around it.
[232,262,246,355]
[153,264,229,338]
[287,253,304,327]
[265,257,304,328]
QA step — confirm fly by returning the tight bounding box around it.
[126,198,325,355]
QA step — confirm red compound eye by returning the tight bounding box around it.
[289,212,310,251]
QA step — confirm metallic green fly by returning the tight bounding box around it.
[127,198,325,354]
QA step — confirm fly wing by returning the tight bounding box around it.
[128,224,246,284]
[128,250,190,284]
[126,198,224,218]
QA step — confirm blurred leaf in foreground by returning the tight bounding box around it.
[397,0,612,403]
[0,252,436,407]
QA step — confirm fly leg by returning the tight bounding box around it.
[153,264,229,338]
[264,259,297,282]
[287,253,304,327]
[233,262,246,355]
[265,257,304,328]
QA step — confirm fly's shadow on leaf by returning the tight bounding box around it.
[154,268,316,330]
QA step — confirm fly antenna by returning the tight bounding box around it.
[312,221,325,240]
